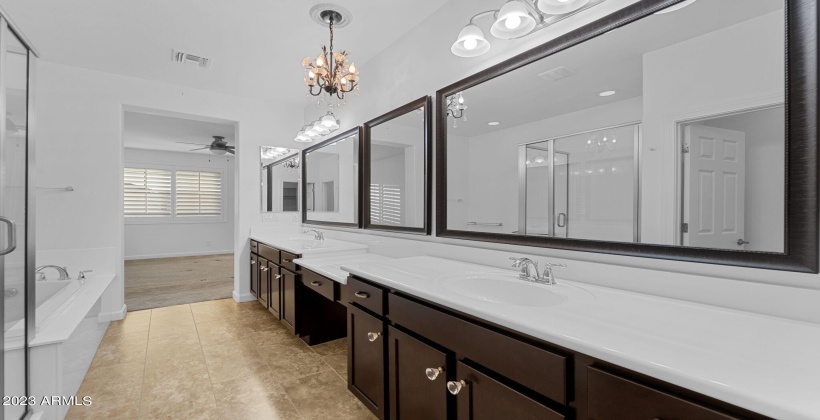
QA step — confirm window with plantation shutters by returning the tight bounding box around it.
[370,183,402,225]
[124,168,172,217]
[175,170,223,217]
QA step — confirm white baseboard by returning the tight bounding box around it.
[98,304,127,322]
[233,290,256,303]
[125,249,233,260]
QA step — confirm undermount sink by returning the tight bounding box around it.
[437,274,591,307]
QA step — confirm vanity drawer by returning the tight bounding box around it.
[587,367,737,420]
[346,277,385,316]
[302,269,336,301]
[250,240,258,254]
[388,293,567,404]
[280,251,300,272]
[258,244,280,264]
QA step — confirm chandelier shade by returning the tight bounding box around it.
[451,24,491,57]
[491,1,537,39]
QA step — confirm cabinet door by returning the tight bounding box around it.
[257,257,269,308]
[388,326,448,420]
[268,263,281,319]
[250,254,258,297]
[281,268,298,332]
[453,361,564,420]
[348,305,386,419]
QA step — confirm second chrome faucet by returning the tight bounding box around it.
[509,257,565,285]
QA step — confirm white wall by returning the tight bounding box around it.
[33,60,302,317]
[641,11,785,245]
[296,1,820,323]
[123,148,235,259]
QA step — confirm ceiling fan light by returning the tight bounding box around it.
[211,148,227,156]
[451,24,491,57]
[491,1,537,39]
[536,0,590,15]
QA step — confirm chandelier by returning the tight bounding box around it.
[446,92,468,128]
[586,132,618,155]
[302,10,360,100]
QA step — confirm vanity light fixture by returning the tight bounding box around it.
[261,146,293,160]
[585,132,618,155]
[302,8,360,101]
[598,90,617,97]
[655,0,697,14]
[446,92,468,128]
[294,110,341,143]
[451,0,607,58]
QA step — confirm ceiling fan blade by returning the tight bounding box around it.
[226,149,235,155]
[177,141,209,146]
[189,147,210,151]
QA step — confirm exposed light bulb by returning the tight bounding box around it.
[505,15,522,30]
[463,38,478,50]
[349,63,356,73]
[458,95,465,104]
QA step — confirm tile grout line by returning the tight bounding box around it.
[191,305,222,418]
[136,309,153,420]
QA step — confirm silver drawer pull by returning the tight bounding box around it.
[311,281,322,286]
[260,267,269,272]
[283,259,292,263]
[354,291,370,299]
[251,260,256,265]
[447,380,466,395]
[425,367,444,381]
[367,332,380,342]
[275,274,282,279]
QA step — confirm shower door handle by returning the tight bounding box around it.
[0,217,17,256]
[556,213,567,228]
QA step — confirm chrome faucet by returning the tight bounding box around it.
[35,265,71,281]
[303,229,325,241]
[509,257,565,285]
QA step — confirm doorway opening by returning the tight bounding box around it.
[121,109,238,311]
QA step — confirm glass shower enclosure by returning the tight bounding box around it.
[1,8,37,420]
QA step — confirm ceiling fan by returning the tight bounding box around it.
[177,136,235,155]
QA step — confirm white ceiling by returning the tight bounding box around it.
[123,111,235,153]
[2,0,450,104]
[453,0,783,138]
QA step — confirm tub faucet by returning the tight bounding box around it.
[36,265,71,281]
[303,229,324,241]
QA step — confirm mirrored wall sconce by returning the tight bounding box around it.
[451,0,606,58]
[282,156,300,171]
[294,111,341,143]
[446,92,468,128]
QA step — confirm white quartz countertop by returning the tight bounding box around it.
[341,256,820,420]
[250,234,368,256]
[294,253,394,284]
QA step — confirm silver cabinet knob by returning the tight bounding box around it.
[425,367,444,381]
[447,380,466,395]
[251,260,255,265]
[260,267,268,272]
[367,332,380,342]
[275,274,282,279]
[354,291,370,299]
[311,281,322,286]
[737,239,750,246]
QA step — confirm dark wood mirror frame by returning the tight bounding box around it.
[362,96,433,235]
[435,0,818,273]
[302,126,363,229]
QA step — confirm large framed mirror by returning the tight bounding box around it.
[436,0,818,272]
[302,127,362,228]
[363,96,432,234]
[261,146,301,213]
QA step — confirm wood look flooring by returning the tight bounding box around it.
[68,299,374,420]
[125,255,234,311]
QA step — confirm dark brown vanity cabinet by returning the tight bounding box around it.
[268,262,281,319]
[250,253,258,298]
[348,304,387,419]
[280,267,297,331]
[345,275,767,420]
[257,257,269,308]
[249,240,300,332]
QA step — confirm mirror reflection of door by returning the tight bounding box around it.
[323,181,335,212]
[553,152,569,239]
[680,105,783,252]
[282,181,298,212]
[306,182,315,211]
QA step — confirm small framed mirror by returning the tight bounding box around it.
[436,0,817,272]
[302,127,362,228]
[261,147,301,213]
[363,96,432,234]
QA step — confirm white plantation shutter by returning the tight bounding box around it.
[175,170,223,216]
[370,183,402,225]
[124,168,172,217]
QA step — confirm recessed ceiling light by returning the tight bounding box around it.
[488,121,500,126]
[599,90,617,97]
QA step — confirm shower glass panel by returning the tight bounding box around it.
[1,19,31,420]
[522,123,640,242]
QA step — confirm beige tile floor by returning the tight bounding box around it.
[67,298,375,420]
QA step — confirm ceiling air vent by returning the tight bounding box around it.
[538,66,575,82]
[172,49,212,68]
